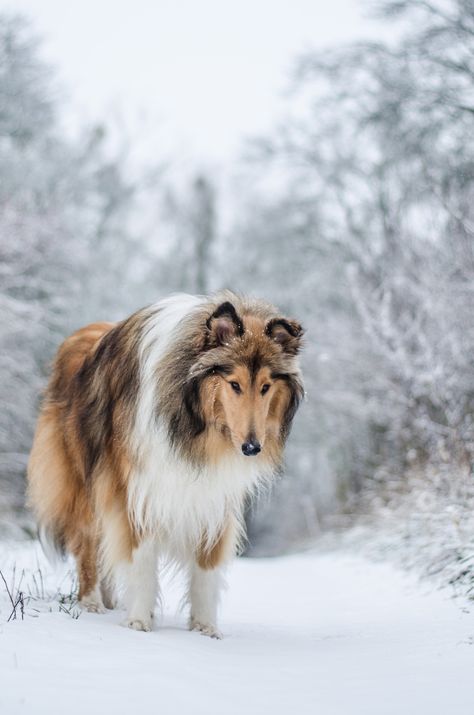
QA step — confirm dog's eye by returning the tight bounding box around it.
[230,381,241,394]
[261,384,271,396]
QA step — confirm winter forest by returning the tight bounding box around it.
[2,0,474,566]
[1,1,474,710]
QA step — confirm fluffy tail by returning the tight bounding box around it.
[38,524,66,565]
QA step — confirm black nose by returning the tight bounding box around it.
[241,440,261,456]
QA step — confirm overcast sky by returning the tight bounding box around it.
[1,0,384,164]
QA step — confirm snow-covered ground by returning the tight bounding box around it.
[0,541,472,715]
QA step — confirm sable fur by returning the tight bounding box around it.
[27,291,304,634]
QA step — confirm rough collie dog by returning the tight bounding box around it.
[27,292,304,637]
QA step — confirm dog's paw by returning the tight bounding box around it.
[79,598,106,614]
[123,618,153,632]
[190,620,223,639]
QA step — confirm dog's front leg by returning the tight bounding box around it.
[189,515,239,638]
[123,538,158,632]
[188,563,225,639]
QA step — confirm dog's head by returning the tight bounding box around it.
[185,299,305,460]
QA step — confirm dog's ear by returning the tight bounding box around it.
[206,301,244,348]
[265,318,304,355]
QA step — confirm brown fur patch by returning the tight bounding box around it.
[196,515,240,570]
[27,318,143,598]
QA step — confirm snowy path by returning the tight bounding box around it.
[0,542,472,715]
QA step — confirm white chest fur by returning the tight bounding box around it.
[127,427,267,559]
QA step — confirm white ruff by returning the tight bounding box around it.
[128,431,270,558]
[129,294,272,559]
[133,293,204,450]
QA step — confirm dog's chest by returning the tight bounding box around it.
[127,446,260,548]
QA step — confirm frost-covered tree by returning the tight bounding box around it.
[223,0,474,549]
[0,16,157,531]
[287,0,474,467]
[159,173,218,294]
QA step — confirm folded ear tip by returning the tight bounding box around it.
[265,317,304,353]
[219,300,235,312]
[206,301,244,347]
[266,318,304,337]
